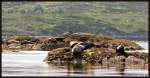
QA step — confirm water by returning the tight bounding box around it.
[136,41,148,50]
[2,41,148,77]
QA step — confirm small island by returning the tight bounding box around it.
[2,32,148,69]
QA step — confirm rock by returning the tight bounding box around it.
[126,56,145,69]
[20,40,33,45]
[3,32,144,51]
[32,44,42,50]
[44,47,72,62]
[54,37,64,42]
[3,32,148,67]
[144,63,148,69]
[62,32,143,50]
[34,37,67,51]
[115,55,126,63]
[45,46,147,66]
[126,52,148,60]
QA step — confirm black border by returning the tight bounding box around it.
[1,0,149,78]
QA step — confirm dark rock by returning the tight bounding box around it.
[34,38,67,51]
[54,37,64,42]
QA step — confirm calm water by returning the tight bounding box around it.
[2,41,148,77]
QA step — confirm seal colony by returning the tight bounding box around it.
[42,32,148,69]
[2,32,148,69]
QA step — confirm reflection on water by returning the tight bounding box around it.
[45,59,148,77]
[65,62,92,75]
[47,61,94,76]
[136,41,148,50]
[2,41,148,77]
[115,62,125,76]
[2,52,148,77]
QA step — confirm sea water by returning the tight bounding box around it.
[2,41,148,77]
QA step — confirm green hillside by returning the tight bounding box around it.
[2,2,148,38]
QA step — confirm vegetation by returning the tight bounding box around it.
[62,32,144,50]
[2,2,148,38]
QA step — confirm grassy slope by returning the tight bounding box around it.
[2,2,148,37]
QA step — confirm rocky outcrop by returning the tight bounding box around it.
[44,32,148,69]
[43,47,72,62]
[2,32,144,51]
[44,47,148,69]
[62,32,144,50]
[33,38,67,51]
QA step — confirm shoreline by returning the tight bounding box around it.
[2,41,148,54]
[2,50,49,54]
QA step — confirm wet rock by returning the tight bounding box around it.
[144,63,148,69]
[32,44,42,50]
[43,32,148,69]
[62,32,143,50]
[45,46,147,66]
[126,56,145,65]
[3,32,148,66]
[126,56,146,69]
[34,38,67,51]
[126,52,148,60]
[20,40,33,45]
[3,32,144,51]
[44,47,72,62]
[82,47,116,64]
[115,55,126,63]
[54,37,64,42]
